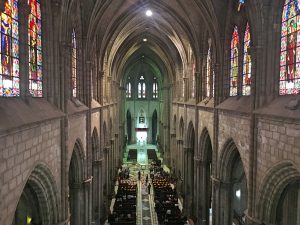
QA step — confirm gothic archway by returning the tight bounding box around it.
[218,139,248,225]
[13,164,60,225]
[92,128,101,222]
[68,140,85,225]
[198,128,213,225]
[257,162,300,225]
[184,121,195,218]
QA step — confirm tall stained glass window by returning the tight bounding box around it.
[138,75,145,99]
[206,48,212,97]
[230,26,239,96]
[280,0,300,95]
[0,0,19,97]
[126,82,131,98]
[71,29,77,97]
[153,77,158,98]
[243,23,251,95]
[28,0,42,97]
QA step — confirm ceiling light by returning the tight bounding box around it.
[143,38,147,42]
[146,9,153,17]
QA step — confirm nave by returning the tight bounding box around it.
[106,161,188,225]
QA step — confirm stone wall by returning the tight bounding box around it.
[0,119,61,225]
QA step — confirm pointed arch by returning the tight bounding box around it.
[256,161,300,223]
[198,127,212,161]
[218,139,248,224]
[219,139,248,180]
[69,139,85,183]
[14,164,60,225]
[186,121,195,151]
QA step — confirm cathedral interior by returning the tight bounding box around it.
[1,0,300,225]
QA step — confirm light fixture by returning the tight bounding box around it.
[143,38,147,42]
[146,9,153,17]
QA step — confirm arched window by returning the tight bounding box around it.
[230,26,239,96]
[138,75,145,99]
[243,23,251,96]
[0,0,19,97]
[28,0,42,97]
[126,82,131,98]
[153,77,158,99]
[71,29,77,97]
[138,82,141,98]
[191,63,195,98]
[206,48,212,97]
[280,0,300,95]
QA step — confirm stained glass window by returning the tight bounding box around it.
[153,77,158,98]
[28,0,42,97]
[126,82,131,98]
[0,0,19,97]
[142,83,146,98]
[206,48,211,97]
[138,76,146,99]
[191,63,195,98]
[230,26,239,96]
[71,29,77,97]
[138,82,141,98]
[242,23,251,96]
[280,0,300,95]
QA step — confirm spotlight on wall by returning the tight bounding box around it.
[145,9,153,17]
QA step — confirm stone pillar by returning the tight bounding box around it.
[194,158,201,225]
[83,177,92,225]
[212,176,233,225]
[19,1,31,98]
[69,182,82,225]
[170,133,176,170]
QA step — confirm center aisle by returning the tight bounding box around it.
[137,175,159,225]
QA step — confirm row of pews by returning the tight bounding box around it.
[152,169,187,225]
[108,179,137,225]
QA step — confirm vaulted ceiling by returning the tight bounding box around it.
[85,0,219,85]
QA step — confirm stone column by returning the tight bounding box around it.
[19,1,31,98]
[170,133,176,170]
[194,158,201,225]
[69,182,82,225]
[83,177,92,225]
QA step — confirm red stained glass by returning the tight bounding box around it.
[0,0,19,97]
[28,0,42,97]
